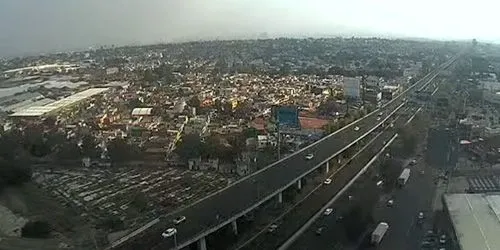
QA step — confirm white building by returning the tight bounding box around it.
[343,77,362,99]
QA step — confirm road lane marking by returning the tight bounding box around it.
[278,134,399,250]
[233,120,400,250]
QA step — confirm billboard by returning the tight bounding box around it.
[273,106,300,129]
[343,77,361,99]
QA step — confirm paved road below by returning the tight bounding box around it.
[373,151,437,250]
[289,108,418,250]
[238,120,403,250]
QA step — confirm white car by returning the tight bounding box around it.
[439,234,446,244]
[324,208,333,216]
[173,216,186,225]
[161,228,177,238]
[305,153,314,160]
[376,117,381,121]
[354,126,360,131]
[268,224,278,233]
[418,212,424,220]
[387,199,394,207]
[324,178,332,185]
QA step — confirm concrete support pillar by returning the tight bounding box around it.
[297,179,302,190]
[325,161,330,173]
[198,237,207,250]
[278,192,283,203]
[231,220,238,235]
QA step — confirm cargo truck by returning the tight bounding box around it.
[371,222,389,245]
[397,168,411,186]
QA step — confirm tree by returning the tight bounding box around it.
[56,142,81,160]
[130,192,148,212]
[187,96,201,108]
[126,98,142,109]
[175,134,203,161]
[107,138,142,163]
[243,127,258,138]
[317,98,341,117]
[98,216,124,232]
[0,158,31,189]
[79,134,99,158]
[143,69,157,82]
[380,158,403,191]
[22,221,51,238]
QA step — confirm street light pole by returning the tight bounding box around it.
[276,109,281,160]
[173,233,178,249]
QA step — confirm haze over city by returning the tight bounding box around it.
[0,0,498,57]
[1,0,500,249]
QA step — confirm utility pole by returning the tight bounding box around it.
[361,75,366,107]
[276,112,281,160]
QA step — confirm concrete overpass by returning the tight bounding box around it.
[110,53,462,250]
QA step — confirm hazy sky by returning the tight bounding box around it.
[0,0,498,57]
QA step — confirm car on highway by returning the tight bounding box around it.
[354,126,360,131]
[324,178,332,185]
[268,224,278,233]
[315,226,325,235]
[387,199,394,207]
[418,212,424,220]
[161,228,177,238]
[425,230,436,238]
[439,234,447,244]
[173,216,186,225]
[305,153,314,160]
[421,240,434,248]
[323,208,333,216]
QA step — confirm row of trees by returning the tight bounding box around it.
[175,133,247,163]
[0,129,34,191]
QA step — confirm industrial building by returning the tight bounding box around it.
[443,193,500,250]
[9,88,109,118]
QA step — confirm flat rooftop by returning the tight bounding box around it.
[444,193,500,250]
[9,88,109,117]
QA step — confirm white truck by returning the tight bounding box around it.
[371,222,389,245]
[397,168,411,186]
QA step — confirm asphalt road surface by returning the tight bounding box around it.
[285,106,425,250]
[112,55,458,250]
[118,93,407,250]
[238,111,410,250]
[374,145,437,250]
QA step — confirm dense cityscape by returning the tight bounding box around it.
[0,36,499,250]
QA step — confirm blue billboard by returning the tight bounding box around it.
[274,106,300,129]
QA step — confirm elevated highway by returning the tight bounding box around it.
[111,53,461,250]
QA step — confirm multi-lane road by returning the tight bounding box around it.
[112,53,461,250]
[285,105,430,250]
[237,105,416,250]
